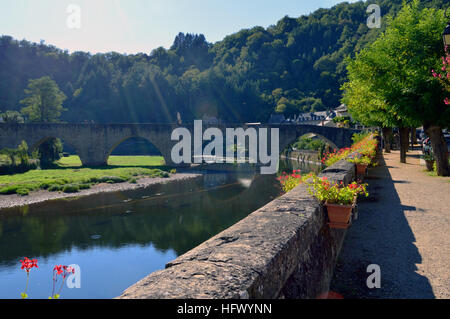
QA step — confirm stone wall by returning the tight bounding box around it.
[118,159,356,299]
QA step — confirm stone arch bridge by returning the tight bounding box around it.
[0,123,358,166]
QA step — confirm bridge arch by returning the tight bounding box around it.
[29,136,84,165]
[283,132,339,152]
[277,124,358,153]
[106,135,167,166]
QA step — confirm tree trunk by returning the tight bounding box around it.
[382,127,392,153]
[411,128,417,145]
[399,127,409,163]
[424,125,449,177]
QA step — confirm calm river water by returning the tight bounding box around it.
[0,159,321,299]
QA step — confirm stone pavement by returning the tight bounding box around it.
[330,150,450,299]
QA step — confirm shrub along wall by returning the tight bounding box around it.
[118,159,356,299]
[0,159,39,175]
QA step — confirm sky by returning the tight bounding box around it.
[0,0,359,54]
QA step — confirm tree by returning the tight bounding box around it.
[1,110,24,123]
[343,1,449,175]
[0,141,29,166]
[37,138,63,166]
[342,57,403,154]
[20,76,67,166]
[20,76,67,123]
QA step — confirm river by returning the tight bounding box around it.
[0,159,321,299]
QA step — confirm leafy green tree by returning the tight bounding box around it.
[17,141,30,165]
[38,138,63,166]
[343,1,449,175]
[342,55,404,154]
[20,76,66,166]
[1,110,24,123]
[20,76,67,123]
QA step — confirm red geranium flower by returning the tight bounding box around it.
[20,257,38,273]
[54,265,64,276]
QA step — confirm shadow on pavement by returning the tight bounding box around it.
[330,155,434,299]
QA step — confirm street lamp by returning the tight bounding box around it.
[444,8,450,47]
[444,25,450,47]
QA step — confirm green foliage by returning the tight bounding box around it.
[38,138,63,166]
[20,76,67,123]
[351,132,370,144]
[1,110,24,123]
[343,0,449,175]
[304,173,368,205]
[62,184,80,193]
[0,141,37,174]
[344,0,448,129]
[421,154,435,162]
[278,170,303,193]
[293,136,326,151]
[0,165,171,195]
[16,188,30,196]
[0,0,446,123]
[332,116,353,127]
[347,155,372,165]
[48,185,62,192]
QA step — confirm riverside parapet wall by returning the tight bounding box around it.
[118,159,356,299]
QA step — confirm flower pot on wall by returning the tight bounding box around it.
[325,201,355,229]
[356,163,368,175]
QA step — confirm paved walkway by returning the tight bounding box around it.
[330,150,450,299]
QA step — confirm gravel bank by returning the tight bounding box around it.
[0,173,202,210]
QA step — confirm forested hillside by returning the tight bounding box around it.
[0,0,446,123]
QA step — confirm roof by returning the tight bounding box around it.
[335,104,348,112]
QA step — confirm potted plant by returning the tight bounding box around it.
[421,154,435,171]
[347,154,372,175]
[304,174,368,229]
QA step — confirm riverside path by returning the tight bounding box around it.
[330,149,450,298]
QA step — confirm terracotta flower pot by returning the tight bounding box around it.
[356,163,368,175]
[425,160,435,172]
[325,201,355,229]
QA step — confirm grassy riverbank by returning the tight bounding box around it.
[0,156,171,196]
[58,155,165,167]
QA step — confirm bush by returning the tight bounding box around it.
[48,185,62,192]
[293,136,326,151]
[90,176,127,184]
[278,170,303,193]
[322,134,378,167]
[161,172,170,178]
[39,182,51,190]
[352,132,370,145]
[170,169,177,174]
[62,184,80,193]
[0,185,21,195]
[16,188,29,196]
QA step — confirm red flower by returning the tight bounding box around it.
[20,257,38,273]
[65,266,75,275]
[54,265,64,275]
[53,265,75,279]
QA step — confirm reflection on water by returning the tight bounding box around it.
[0,160,317,299]
[278,157,323,175]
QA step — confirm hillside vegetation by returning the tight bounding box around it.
[0,0,446,123]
